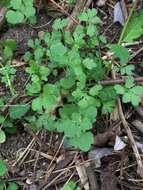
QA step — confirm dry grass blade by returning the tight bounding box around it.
[13,131,39,166]
[44,136,65,181]
[76,160,90,190]
[66,0,89,31]
[48,0,78,24]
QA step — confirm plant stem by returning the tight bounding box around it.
[118,0,137,45]
[6,72,15,96]
[0,62,15,96]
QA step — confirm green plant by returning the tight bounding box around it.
[6,0,36,24]
[0,40,16,96]
[0,181,18,190]
[1,8,142,152]
[23,9,118,151]
[61,181,80,190]
[7,182,19,190]
[0,160,7,177]
[114,76,143,106]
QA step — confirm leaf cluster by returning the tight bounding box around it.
[6,0,36,24]
[24,9,114,151]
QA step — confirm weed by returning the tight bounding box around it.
[5,0,36,24]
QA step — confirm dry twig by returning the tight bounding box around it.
[117,99,143,178]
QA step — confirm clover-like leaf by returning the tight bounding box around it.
[109,44,129,65]
[9,104,30,119]
[69,132,94,151]
[125,76,134,88]
[6,10,24,24]
[83,58,96,70]
[10,0,22,10]
[114,85,125,94]
[89,84,103,96]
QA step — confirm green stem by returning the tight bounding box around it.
[6,73,15,96]
[118,1,137,45]
[0,62,15,96]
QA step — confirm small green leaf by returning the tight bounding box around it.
[52,19,68,30]
[32,96,42,111]
[114,85,125,94]
[122,92,131,103]
[109,44,129,65]
[87,9,97,18]
[9,104,30,119]
[34,47,44,61]
[6,10,24,24]
[0,160,7,176]
[7,182,18,190]
[131,86,143,95]
[125,76,134,88]
[79,12,88,21]
[0,39,16,50]
[61,181,80,190]
[24,6,35,18]
[69,132,94,151]
[0,0,11,6]
[10,0,22,10]
[0,181,4,190]
[57,119,81,138]
[83,58,96,70]
[0,116,5,124]
[130,93,141,106]
[89,85,102,96]
[120,65,135,75]
[0,130,6,144]
[27,39,35,48]
[50,42,67,57]
[60,77,75,89]
[102,101,115,114]
[87,24,96,37]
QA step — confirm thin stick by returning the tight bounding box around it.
[99,76,143,85]
[42,170,66,190]
[83,0,92,12]
[13,131,39,166]
[66,0,87,31]
[49,0,78,24]
[114,0,143,178]
[130,46,143,61]
[117,99,143,178]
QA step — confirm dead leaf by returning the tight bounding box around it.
[132,120,143,134]
[114,136,126,151]
[96,0,106,7]
[135,106,143,118]
[88,148,113,168]
[94,126,120,147]
[114,0,128,25]
[101,165,118,190]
